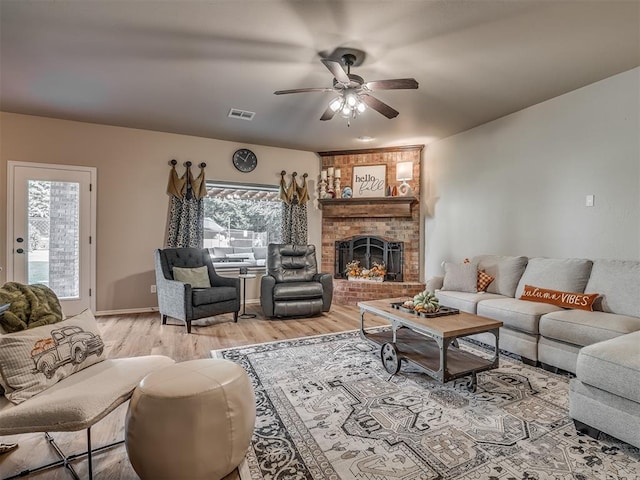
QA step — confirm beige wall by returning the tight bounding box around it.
[422,67,640,277]
[0,113,321,311]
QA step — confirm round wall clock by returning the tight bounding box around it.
[232,148,258,173]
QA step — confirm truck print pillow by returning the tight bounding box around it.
[0,309,106,404]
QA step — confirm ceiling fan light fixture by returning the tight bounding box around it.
[346,92,358,107]
[329,97,343,112]
[340,105,352,117]
[357,102,367,113]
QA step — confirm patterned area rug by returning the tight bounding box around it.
[213,330,640,479]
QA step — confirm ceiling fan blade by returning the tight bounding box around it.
[321,59,350,84]
[364,78,419,91]
[320,105,337,121]
[361,94,399,119]
[274,87,335,95]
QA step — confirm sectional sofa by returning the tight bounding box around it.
[427,255,640,448]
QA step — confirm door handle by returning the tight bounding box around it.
[16,248,25,254]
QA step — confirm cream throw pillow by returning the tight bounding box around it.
[442,262,478,293]
[0,309,106,405]
[172,266,211,288]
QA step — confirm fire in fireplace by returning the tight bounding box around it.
[335,236,404,282]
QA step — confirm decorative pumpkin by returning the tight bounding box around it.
[413,290,440,313]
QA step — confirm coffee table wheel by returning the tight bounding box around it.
[381,342,401,376]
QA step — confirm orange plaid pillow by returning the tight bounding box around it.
[477,270,495,292]
[463,258,495,292]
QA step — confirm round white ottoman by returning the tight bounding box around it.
[125,358,256,480]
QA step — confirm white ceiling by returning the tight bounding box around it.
[1,1,638,152]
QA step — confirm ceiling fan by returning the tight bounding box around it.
[274,52,418,122]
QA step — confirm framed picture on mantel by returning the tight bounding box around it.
[352,165,386,197]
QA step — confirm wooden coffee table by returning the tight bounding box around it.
[359,298,503,390]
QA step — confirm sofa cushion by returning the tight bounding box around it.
[273,282,323,301]
[471,255,528,298]
[514,257,593,299]
[436,291,506,314]
[253,247,267,260]
[576,330,640,404]
[585,259,640,318]
[477,298,562,335]
[212,247,234,258]
[226,252,256,261]
[540,309,640,347]
[520,285,599,311]
[192,286,238,307]
[233,246,267,260]
[442,262,477,293]
[0,310,106,405]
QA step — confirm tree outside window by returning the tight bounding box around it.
[203,182,282,248]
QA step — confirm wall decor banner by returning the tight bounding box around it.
[352,165,386,197]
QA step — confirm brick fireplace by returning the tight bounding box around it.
[318,145,425,305]
[335,235,404,281]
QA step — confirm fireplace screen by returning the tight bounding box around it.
[335,236,403,282]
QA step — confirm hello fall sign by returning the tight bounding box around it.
[352,165,386,197]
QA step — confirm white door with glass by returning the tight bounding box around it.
[7,162,96,316]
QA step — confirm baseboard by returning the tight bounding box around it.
[95,307,159,317]
[95,302,259,316]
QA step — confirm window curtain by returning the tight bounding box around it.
[166,162,207,248]
[280,171,309,245]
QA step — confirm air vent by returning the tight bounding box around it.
[228,108,255,121]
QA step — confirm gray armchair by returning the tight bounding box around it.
[154,248,240,333]
[260,244,333,318]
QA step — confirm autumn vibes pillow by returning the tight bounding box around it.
[520,285,599,311]
[0,309,106,404]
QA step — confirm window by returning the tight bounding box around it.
[203,181,282,248]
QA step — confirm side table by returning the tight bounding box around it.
[238,274,257,319]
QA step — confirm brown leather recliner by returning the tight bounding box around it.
[260,244,333,318]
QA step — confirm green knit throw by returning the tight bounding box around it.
[0,282,64,333]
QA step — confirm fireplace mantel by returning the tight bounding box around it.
[319,196,417,218]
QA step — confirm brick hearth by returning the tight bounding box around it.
[332,279,425,306]
[318,145,425,305]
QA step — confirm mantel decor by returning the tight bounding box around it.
[352,164,386,197]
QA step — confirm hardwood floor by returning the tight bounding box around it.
[0,303,384,480]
